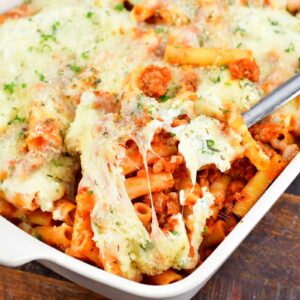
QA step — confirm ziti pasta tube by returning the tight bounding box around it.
[165,45,253,66]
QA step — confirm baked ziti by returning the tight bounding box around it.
[0,0,299,284]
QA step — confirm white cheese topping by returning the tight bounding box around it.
[171,115,237,185]
[66,90,242,279]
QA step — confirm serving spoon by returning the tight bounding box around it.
[243,72,300,127]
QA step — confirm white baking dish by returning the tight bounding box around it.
[0,1,300,299]
[0,153,299,300]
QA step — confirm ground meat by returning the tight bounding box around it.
[93,91,120,113]
[181,71,199,92]
[138,65,172,98]
[228,158,257,181]
[287,0,300,14]
[228,58,260,82]
[145,191,180,228]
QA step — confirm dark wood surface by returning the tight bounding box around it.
[1,191,299,300]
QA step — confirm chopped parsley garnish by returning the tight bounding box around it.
[35,70,47,82]
[234,26,246,35]
[86,11,94,19]
[172,230,179,236]
[203,226,208,235]
[209,76,221,83]
[285,43,295,53]
[236,42,243,49]
[94,79,101,85]
[39,22,60,44]
[137,102,143,110]
[220,65,228,71]
[140,240,153,251]
[137,94,144,110]
[88,190,94,195]
[51,21,61,33]
[159,93,170,103]
[70,64,82,73]
[114,3,125,11]
[18,131,25,140]
[268,18,279,26]
[40,33,55,42]
[4,82,16,94]
[155,27,165,34]
[298,57,300,69]
[198,36,204,47]
[47,174,63,183]
[51,159,63,167]
[147,104,155,115]
[206,139,220,152]
[21,83,27,89]
[8,115,26,125]
[81,51,90,59]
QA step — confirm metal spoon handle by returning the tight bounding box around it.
[243,73,300,128]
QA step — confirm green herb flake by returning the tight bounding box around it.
[220,65,228,71]
[35,70,47,82]
[114,3,125,11]
[94,79,101,86]
[81,51,90,59]
[236,42,243,49]
[39,22,60,44]
[51,159,63,167]
[298,57,300,69]
[88,190,94,195]
[155,27,165,34]
[234,26,246,35]
[51,21,60,33]
[206,139,220,152]
[198,36,203,47]
[21,83,27,89]
[159,94,170,103]
[172,230,179,236]
[203,226,208,235]
[70,64,82,73]
[268,18,279,26]
[285,43,295,53]
[209,76,221,84]
[86,11,94,19]
[8,115,26,125]
[137,94,144,110]
[46,174,63,183]
[18,131,25,140]
[140,240,153,251]
[40,33,55,43]
[4,82,16,94]
[137,102,143,110]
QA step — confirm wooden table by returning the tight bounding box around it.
[1,187,299,300]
